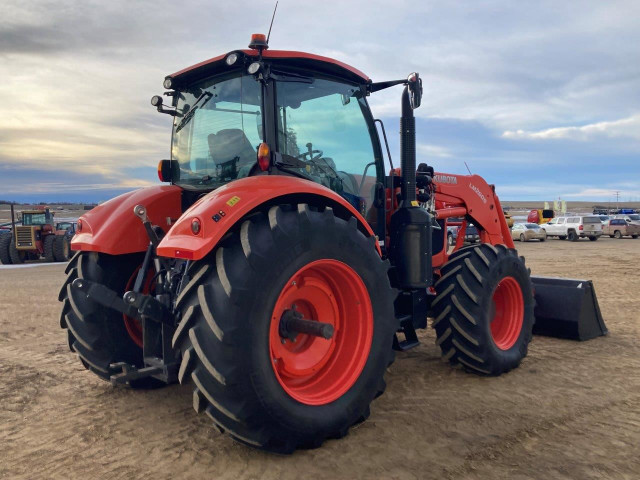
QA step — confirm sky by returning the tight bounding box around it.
[1,0,639,204]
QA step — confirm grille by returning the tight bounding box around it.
[16,227,34,247]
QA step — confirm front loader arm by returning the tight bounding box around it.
[432,172,514,249]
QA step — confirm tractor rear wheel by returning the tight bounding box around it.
[59,251,163,388]
[53,234,71,262]
[44,235,56,262]
[8,236,26,264]
[0,233,12,265]
[431,244,534,375]
[173,204,396,453]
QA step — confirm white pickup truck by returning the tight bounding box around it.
[542,216,603,241]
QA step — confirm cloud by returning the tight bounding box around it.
[502,114,640,141]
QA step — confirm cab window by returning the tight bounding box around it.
[275,77,378,219]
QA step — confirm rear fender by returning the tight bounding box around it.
[71,185,183,255]
[156,176,378,260]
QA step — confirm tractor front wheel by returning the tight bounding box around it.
[173,204,396,453]
[8,237,26,264]
[0,233,12,265]
[59,251,163,388]
[431,244,534,375]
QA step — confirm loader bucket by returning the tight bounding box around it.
[530,276,608,341]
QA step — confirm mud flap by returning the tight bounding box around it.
[531,276,608,340]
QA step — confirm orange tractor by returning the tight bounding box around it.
[0,206,73,264]
[60,34,607,453]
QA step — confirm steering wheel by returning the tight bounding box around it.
[297,142,324,163]
[298,149,324,162]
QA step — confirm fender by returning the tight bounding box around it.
[72,185,183,255]
[157,176,378,260]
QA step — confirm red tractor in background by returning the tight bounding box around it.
[0,206,73,264]
[60,34,606,453]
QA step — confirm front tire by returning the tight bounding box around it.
[59,252,163,388]
[0,233,12,264]
[431,244,534,375]
[614,230,622,239]
[8,236,25,264]
[588,236,598,241]
[172,204,396,453]
[519,233,526,242]
[568,230,578,242]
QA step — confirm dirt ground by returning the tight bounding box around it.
[1,237,639,480]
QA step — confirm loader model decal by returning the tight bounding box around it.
[469,183,487,204]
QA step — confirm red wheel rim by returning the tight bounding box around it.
[269,259,373,406]
[490,276,524,350]
[123,267,154,348]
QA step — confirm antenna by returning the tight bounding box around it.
[464,161,472,175]
[267,1,279,44]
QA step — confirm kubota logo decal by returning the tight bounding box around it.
[434,174,457,184]
[469,183,487,204]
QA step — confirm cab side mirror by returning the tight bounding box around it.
[407,72,423,109]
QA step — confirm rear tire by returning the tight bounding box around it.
[431,244,534,375]
[568,230,578,242]
[173,204,396,453]
[559,235,567,240]
[0,233,12,265]
[632,235,638,239]
[9,236,25,264]
[53,234,71,262]
[58,252,164,388]
[44,235,56,262]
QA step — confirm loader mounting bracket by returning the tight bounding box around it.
[392,289,429,351]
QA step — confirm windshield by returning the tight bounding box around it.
[628,214,640,220]
[171,73,263,189]
[22,213,47,225]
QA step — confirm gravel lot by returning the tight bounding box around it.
[1,237,638,479]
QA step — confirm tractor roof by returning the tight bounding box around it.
[169,49,369,87]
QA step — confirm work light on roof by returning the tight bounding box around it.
[226,53,239,66]
[247,62,261,75]
[163,77,173,89]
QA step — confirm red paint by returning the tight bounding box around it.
[490,276,524,350]
[269,259,373,405]
[170,49,369,82]
[71,185,182,255]
[156,176,379,260]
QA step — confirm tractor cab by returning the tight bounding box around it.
[21,208,54,227]
[157,35,386,233]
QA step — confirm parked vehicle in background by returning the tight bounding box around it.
[603,219,640,238]
[597,215,610,224]
[511,223,547,242]
[542,216,603,241]
[503,210,514,228]
[613,214,640,225]
[446,218,479,246]
[0,207,74,265]
[527,209,554,224]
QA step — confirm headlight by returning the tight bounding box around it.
[163,77,173,89]
[247,62,261,74]
[226,53,239,66]
[151,95,162,107]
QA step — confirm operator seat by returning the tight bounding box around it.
[208,129,257,179]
